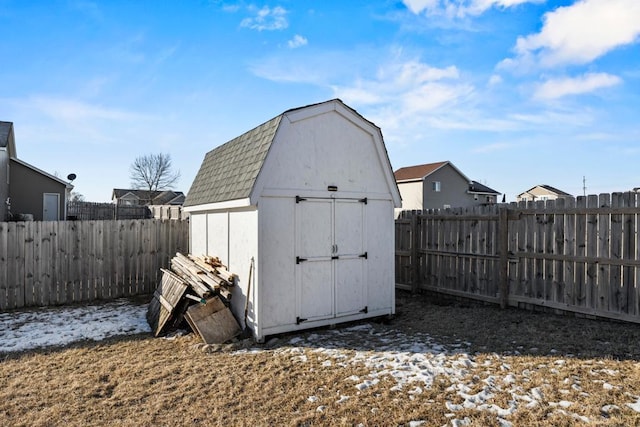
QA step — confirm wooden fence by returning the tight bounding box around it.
[396,192,640,324]
[67,201,152,220]
[0,219,189,310]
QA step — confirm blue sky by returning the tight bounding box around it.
[1,0,639,202]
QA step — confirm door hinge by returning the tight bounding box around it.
[360,306,368,314]
[296,256,307,264]
[359,197,368,204]
[295,195,307,203]
[331,256,339,260]
[359,252,368,259]
[296,316,308,324]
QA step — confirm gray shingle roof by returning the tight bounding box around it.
[184,114,283,207]
[469,180,501,195]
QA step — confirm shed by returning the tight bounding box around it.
[183,99,401,341]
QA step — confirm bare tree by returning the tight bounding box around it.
[129,153,181,204]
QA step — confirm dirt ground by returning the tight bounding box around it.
[1,290,640,426]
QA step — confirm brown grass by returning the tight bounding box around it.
[2,291,640,426]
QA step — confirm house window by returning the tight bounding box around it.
[432,181,441,192]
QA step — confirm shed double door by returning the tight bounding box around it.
[295,197,367,324]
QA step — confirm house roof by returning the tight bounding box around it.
[184,98,397,208]
[518,184,572,198]
[112,188,185,205]
[469,180,501,195]
[393,161,449,182]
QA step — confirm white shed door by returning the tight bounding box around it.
[334,200,365,316]
[295,197,366,324]
[296,199,334,322]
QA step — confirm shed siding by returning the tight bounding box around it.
[256,112,390,197]
[227,209,258,328]
[206,212,229,265]
[258,196,296,329]
[190,213,208,256]
[365,199,395,312]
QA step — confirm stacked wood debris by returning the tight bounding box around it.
[147,253,241,343]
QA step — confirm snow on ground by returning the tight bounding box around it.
[0,299,150,353]
[1,300,638,425]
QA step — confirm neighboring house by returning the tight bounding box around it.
[184,99,401,342]
[517,185,573,202]
[111,189,185,206]
[0,121,73,221]
[393,161,501,213]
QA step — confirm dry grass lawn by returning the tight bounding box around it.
[2,291,640,426]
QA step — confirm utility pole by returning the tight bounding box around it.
[583,176,586,197]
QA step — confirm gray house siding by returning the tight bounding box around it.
[9,159,68,221]
[422,164,471,209]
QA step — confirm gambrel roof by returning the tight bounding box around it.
[184,99,398,208]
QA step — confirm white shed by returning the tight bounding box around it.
[183,99,401,341]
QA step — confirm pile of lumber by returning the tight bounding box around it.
[147,253,241,343]
[170,253,237,302]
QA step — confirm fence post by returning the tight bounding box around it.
[499,206,509,308]
[411,212,421,293]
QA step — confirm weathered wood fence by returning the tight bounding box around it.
[0,219,189,310]
[396,192,640,324]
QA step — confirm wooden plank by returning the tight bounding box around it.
[574,197,586,307]
[622,192,635,315]
[553,198,565,304]
[609,193,623,313]
[184,297,241,344]
[6,222,18,309]
[597,194,610,312]
[39,221,52,306]
[0,222,7,309]
[585,195,598,311]
[563,198,575,306]
[534,201,545,299]
[498,207,509,308]
[23,222,36,307]
[544,199,555,303]
[15,222,27,308]
[147,268,189,336]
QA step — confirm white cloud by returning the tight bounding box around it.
[288,34,308,49]
[534,72,622,100]
[28,96,149,122]
[402,0,543,18]
[502,0,640,70]
[240,5,288,31]
[488,74,503,86]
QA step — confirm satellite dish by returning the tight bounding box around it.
[67,173,77,182]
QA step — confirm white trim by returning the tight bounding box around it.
[183,197,252,212]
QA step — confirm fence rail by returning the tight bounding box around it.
[0,219,189,310]
[396,192,640,324]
